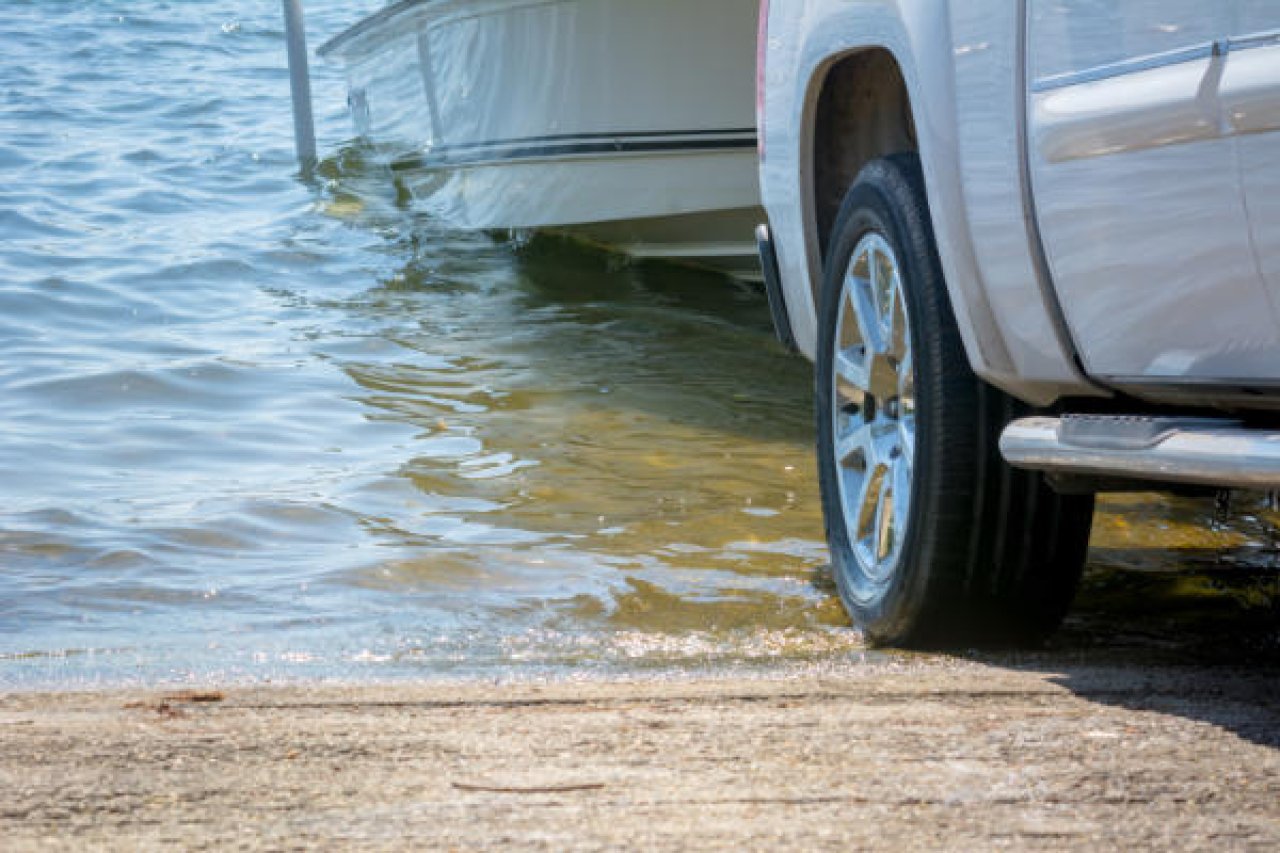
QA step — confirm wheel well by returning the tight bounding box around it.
[812,49,918,258]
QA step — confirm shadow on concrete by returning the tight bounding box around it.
[977,549,1280,749]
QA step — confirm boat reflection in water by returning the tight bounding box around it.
[318,0,764,280]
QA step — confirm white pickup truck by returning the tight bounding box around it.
[755,1,1280,645]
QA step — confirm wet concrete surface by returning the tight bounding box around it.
[3,540,1276,851]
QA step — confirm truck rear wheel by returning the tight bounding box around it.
[815,154,1094,646]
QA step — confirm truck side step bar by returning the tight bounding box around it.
[1000,414,1280,490]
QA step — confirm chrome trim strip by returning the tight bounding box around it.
[1228,28,1280,52]
[1033,28,1280,94]
[1031,42,1217,93]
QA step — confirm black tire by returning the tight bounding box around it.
[815,153,1094,647]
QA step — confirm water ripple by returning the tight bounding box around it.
[3,1,1269,690]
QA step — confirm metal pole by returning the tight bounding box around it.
[282,0,317,168]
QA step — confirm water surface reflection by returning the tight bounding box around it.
[0,1,1275,688]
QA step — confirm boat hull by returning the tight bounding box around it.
[321,0,763,279]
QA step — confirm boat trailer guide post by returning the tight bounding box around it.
[283,0,316,168]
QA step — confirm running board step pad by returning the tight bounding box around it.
[999,415,1280,489]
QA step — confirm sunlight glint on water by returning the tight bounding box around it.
[1,1,1274,688]
[0,1,850,687]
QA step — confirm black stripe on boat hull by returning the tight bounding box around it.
[389,131,758,171]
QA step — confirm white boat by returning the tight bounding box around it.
[318,0,763,279]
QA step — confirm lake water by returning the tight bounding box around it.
[1,1,1275,689]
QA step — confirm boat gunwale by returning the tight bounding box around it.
[318,0,427,59]
[319,0,578,60]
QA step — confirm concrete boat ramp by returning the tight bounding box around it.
[2,657,1276,850]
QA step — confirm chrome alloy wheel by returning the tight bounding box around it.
[830,232,916,582]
